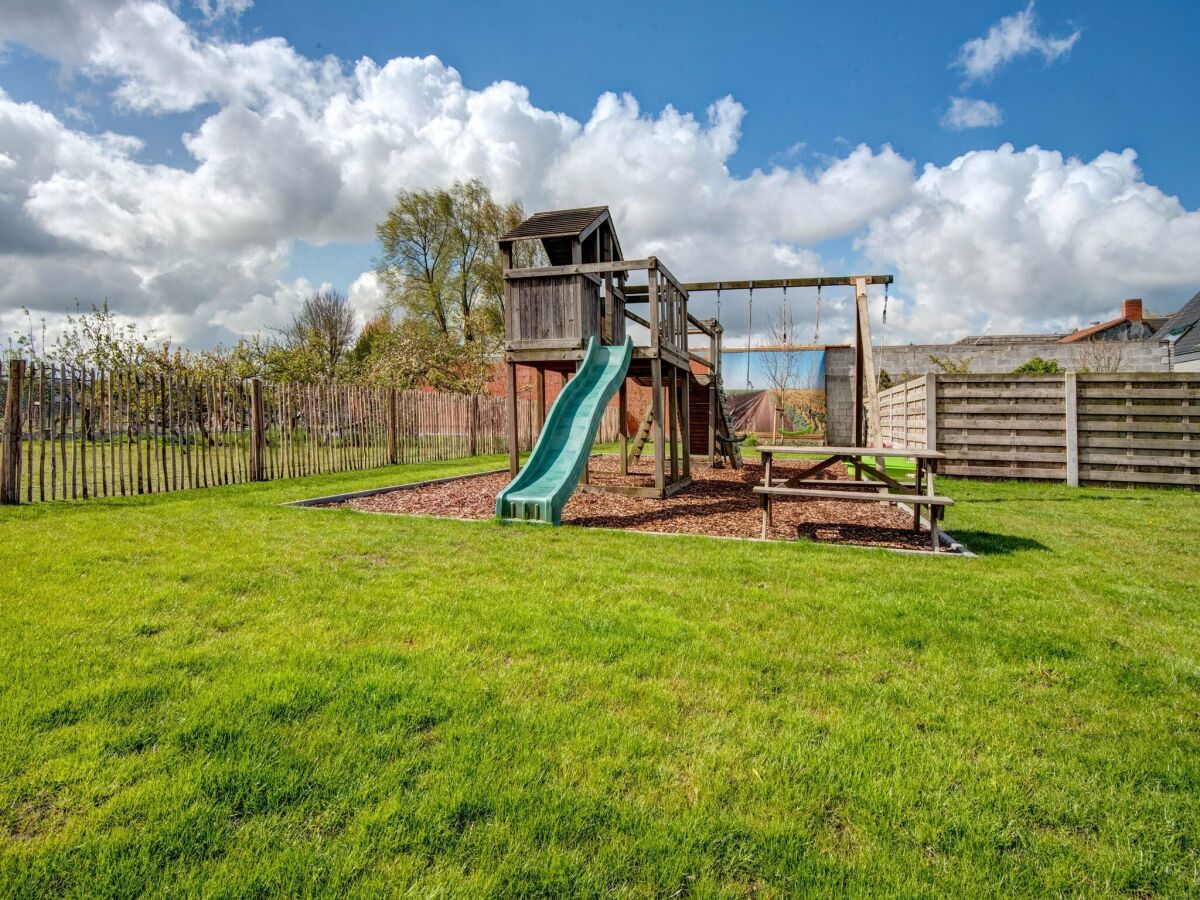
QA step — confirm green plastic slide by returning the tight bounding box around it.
[497,336,633,525]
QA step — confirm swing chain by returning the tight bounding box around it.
[782,285,788,344]
[883,281,889,325]
[813,284,822,343]
[746,286,753,390]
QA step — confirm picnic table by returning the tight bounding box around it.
[752,445,952,550]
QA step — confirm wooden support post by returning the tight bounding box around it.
[760,453,773,539]
[708,332,717,463]
[668,366,679,482]
[913,459,924,532]
[651,357,665,495]
[647,259,660,348]
[927,460,939,552]
[925,374,938,452]
[1,359,23,504]
[506,362,519,478]
[248,377,265,482]
[853,325,865,447]
[1065,371,1079,487]
[618,380,628,476]
[602,231,614,344]
[854,276,881,446]
[578,358,589,485]
[681,370,691,479]
[535,368,546,435]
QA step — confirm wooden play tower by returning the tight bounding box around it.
[498,207,738,499]
[498,206,894,499]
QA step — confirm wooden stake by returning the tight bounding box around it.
[249,377,264,481]
[0,360,23,504]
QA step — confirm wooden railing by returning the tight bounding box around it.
[503,257,713,371]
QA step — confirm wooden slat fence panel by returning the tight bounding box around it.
[877,371,1200,488]
[1076,373,1200,486]
[878,375,927,449]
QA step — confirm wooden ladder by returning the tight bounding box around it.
[626,405,655,467]
[712,375,743,469]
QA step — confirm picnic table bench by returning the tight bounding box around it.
[752,445,953,550]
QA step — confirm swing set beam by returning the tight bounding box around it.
[721,344,849,353]
[623,274,892,295]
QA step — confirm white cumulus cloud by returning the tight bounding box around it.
[862,145,1200,341]
[0,0,1197,352]
[0,1,917,347]
[941,97,1003,131]
[955,2,1080,83]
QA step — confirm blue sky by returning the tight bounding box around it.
[2,1,1199,350]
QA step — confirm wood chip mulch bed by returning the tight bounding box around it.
[334,456,943,551]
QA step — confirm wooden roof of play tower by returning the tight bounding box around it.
[499,206,623,265]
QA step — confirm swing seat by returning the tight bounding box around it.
[716,433,748,445]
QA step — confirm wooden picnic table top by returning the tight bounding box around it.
[756,445,946,460]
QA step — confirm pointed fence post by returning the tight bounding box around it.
[248,377,265,482]
[386,388,398,464]
[468,393,479,457]
[2,359,24,504]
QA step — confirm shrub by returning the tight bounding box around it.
[1012,357,1064,374]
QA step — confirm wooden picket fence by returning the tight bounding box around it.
[877,372,1200,488]
[0,359,618,504]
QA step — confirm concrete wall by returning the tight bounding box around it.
[824,346,855,446]
[824,340,1171,447]
[876,340,1171,378]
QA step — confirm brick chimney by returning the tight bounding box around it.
[1122,299,1143,322]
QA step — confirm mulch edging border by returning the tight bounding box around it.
[287,463,971,556]
[283,467,510,507]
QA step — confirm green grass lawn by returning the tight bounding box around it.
[2,458,1198,896]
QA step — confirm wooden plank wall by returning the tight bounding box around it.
[1075,374,1200,487]
[508,274,605,349]
[0,360,609,503]
[877,372,1200,488]
[878,376,929,451]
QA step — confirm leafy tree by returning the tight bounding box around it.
[373,179,532,392]
[25,302,164,370]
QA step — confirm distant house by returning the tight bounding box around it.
[1056,299,1168,344]
[878,299,1173,375]
[1152,291,1200,372]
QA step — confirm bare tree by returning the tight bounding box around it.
[1071,338,1124,373]
[285,289,357,378]
[759,304,802,411]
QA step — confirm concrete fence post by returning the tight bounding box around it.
[1065,372,1079,487]
[924,373,937,452]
